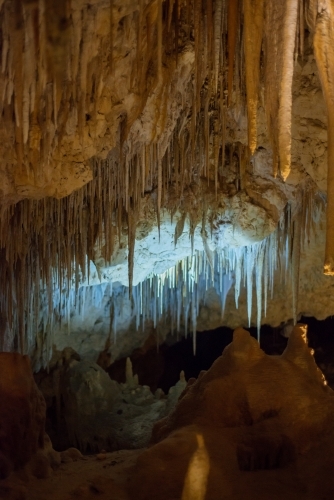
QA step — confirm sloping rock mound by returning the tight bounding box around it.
[128,325,334,500]
[0,353,46,474]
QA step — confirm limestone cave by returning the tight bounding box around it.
[1,0,334,498]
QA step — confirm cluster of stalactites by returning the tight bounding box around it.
[0,0,332,355]
[243,0,334,274]
[308,0,334,275]
[0,0,238,350]
[3,186,320,368]
[0,0,329,210]
[160,0,334,277]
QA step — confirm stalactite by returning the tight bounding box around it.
[291,207,301,324]
[255,244,265,339]
[0,0,327,361]
[128,202,137,295]
[157,0,163,84]
[312,1,334,275]
[168,0,175,32]
[157,144,162,238]
[50,197,319,372]
[243,0,265,154]
[299,0,304,56]
[278,0,299,180]
[109,0,114,72]
[264,1,284,177]
[193,0,201,118]
[214,0,223,92]
[137,0,144,93]
[227,0,239,104]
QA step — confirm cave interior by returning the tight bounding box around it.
[2,1,334,499]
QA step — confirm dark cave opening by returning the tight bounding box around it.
[107,315,334,393]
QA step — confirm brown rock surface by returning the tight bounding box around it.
[127,325,334,500]
[1,449,140,500]
[0,353,46,471]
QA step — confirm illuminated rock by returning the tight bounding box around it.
[128,325,334,500]
[0,353,46,472]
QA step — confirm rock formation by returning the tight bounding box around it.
[128,324,334,500]
[37,348,187,453]
[2,0,334,365]
[0,352,46,474]
[0,351,64,488]
[0,0,334,500]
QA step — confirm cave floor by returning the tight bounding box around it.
[2,437,334,500]
[2,450,141,500]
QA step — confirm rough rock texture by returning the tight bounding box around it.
[1,449,140,500]
[3,325,334,499]
[127,324,334,500]
[38,350,187,453]
[0,0,180,205]
[61,360,121,452]
[1,2,334,375]
[1,0,294,358]
[0,352,67,496]
[0,353,46,472]
[41,42,334,367]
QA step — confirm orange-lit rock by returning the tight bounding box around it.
[0,353,46,473]
[128,325,334,500]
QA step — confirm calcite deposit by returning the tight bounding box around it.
[3,1,334,499]
[0,1,334,381]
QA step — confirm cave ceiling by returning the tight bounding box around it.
[1,0,334,365]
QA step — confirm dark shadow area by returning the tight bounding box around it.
[36,316,334,452]
[108,316,334,393]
